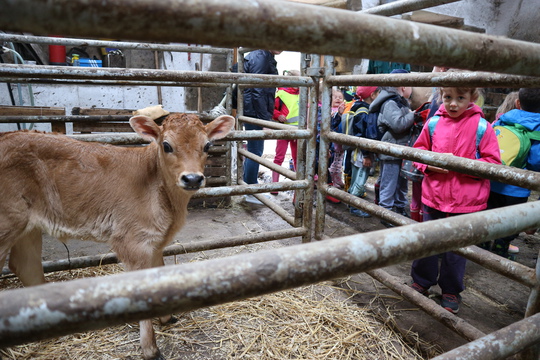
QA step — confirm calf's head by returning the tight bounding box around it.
[129,113,235,191]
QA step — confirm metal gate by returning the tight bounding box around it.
[1,0,540,359]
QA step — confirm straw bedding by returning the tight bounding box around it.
[1,264,433,360]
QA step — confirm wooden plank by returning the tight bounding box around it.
[73,107,135,116]
[51,121,66,134]
[0,106,65,116]
[402,10,464,29]
[204,167,228,177]
[205,157,227,166]
[73,122,134,133]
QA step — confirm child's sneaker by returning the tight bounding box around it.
[441,293,461,314]
[508,244,519,254]
[410,282,429,296]
[350,208,371,218]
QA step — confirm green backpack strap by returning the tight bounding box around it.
[510,122,540,141]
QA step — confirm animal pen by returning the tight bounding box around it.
[1,0,540,359]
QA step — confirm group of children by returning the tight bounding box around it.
[330,79,540,315]
[269,70,540,314]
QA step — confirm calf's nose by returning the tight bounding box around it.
[181,173,205,190]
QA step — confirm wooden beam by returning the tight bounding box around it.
[0,105,65,116]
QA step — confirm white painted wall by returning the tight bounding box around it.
[0,44,215,133]
[361,0,540,42]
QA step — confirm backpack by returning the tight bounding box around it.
[363,111,383,141]
[493,122,540,169]
[400,115,488,182]
[340,106,368,150]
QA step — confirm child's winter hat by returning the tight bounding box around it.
[356,86,378,100]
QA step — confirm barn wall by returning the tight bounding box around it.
[0,44,228,132]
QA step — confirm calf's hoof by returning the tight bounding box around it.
[145,350,165,360]
[160,315,178,325]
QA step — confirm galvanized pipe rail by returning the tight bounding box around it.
[368,268,486,341]
[0,115,131,123]
[431,312,540,360]
[193,181,309,199]
[0,33,232,55]
[327,71,540,88]
[323,182,537,288]
[0,201,538,348]
[0,64,314,88]
[325,132,540,191]
[3,0,540,76]
[360,0,462,16]
[1,227,308,277]
[238,148,296,181]
[0,77,228,87]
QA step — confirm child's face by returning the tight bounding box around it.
[442,88,473,118]
[332,91,344,108]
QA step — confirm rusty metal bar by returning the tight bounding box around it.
[1,227,308,277]
[367,268,486,341]
[0,77,229,87]
[238,148,296,180]
[455,246,537,289]
[0,33,231,55]
[324,185,413,226]
[229,129,312,141]
[294,68,309,230]
[360,0,462,16]
[314,56,333,240]
[301,55,319,243]
[325,182,539,289]
[238,116,300,131]
[525,249,540,318]
[0,64,313,88]
[522,252,540,359]
[237,180,296,226]
[192,181,309,198]
[3,1,540,76]
[431,313,540,360]
[327,72,540,88]
[325,132,540,191]
[1,201,539,348]
[67,133,145,145]
[0,115,130,123]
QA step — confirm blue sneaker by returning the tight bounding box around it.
[350,208,371,218]
[441,293,462,314]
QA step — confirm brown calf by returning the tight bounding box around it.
[0,113,235,360]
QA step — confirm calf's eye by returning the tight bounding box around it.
[163,141,173,153]
[203,142,212,153]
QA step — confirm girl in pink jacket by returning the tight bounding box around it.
[409,86,501,314]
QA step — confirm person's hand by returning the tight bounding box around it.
[426,165,448,174]
[338,102,345,115]
[362,157,372,168]
[277,114,287,123]
[427,153,451,173]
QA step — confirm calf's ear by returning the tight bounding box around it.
[130,115,162,142]
[206,115,235,141]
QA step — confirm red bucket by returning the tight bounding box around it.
[48,36,66,65]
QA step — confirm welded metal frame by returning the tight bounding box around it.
[1,0,540,359]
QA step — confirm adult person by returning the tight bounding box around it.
[241,50,282,204]
[271,69,300,194]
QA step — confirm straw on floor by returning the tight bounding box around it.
[1,263,436,360]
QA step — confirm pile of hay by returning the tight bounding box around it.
[1,264,432,360]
